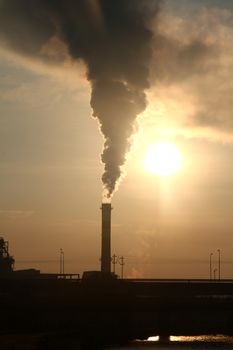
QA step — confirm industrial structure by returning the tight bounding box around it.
[1,208,233,346]
[101,203,112,273]
[0,237,14,273]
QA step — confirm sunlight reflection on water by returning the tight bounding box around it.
[170,335,233,342]
[148,335,233,342]
[112,335,233,350]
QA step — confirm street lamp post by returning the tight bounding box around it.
[62,250,65,274]
[217,249,221,280]
[210,252,213,280]
[60,248,62,274]
[60,248,64,275]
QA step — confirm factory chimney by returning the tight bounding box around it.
[101,203,112,273]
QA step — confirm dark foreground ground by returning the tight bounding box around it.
[0,332,91,350]
[1,278,233,349]
[0,331,135,350]
[1,333,233,350]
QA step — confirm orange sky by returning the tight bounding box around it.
[1,0,233,279]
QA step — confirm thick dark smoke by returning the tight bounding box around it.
[0,0,160,198]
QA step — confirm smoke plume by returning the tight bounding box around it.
[0,0,160,198]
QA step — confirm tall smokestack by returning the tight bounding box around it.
[101,203,112,273]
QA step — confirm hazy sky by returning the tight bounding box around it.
[1,0,233,279]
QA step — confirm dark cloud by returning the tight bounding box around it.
[0,0,55,56]
[0,0,161,198]
[151,34,217,84]
[148,4,233,137]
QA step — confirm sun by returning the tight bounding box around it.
[144,141,183,176]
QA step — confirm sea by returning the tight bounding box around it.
[109,336,233,350]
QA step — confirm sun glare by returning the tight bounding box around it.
[144,141,183,176]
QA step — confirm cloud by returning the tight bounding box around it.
[0,47,88,91]
[146,4,233,141]
[0,210,34,220]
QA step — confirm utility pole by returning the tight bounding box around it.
[60,249,64,275]
[217,249,221,280]
[118,256,125,279]
[111,254,118,274]
[210,252,213,280]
